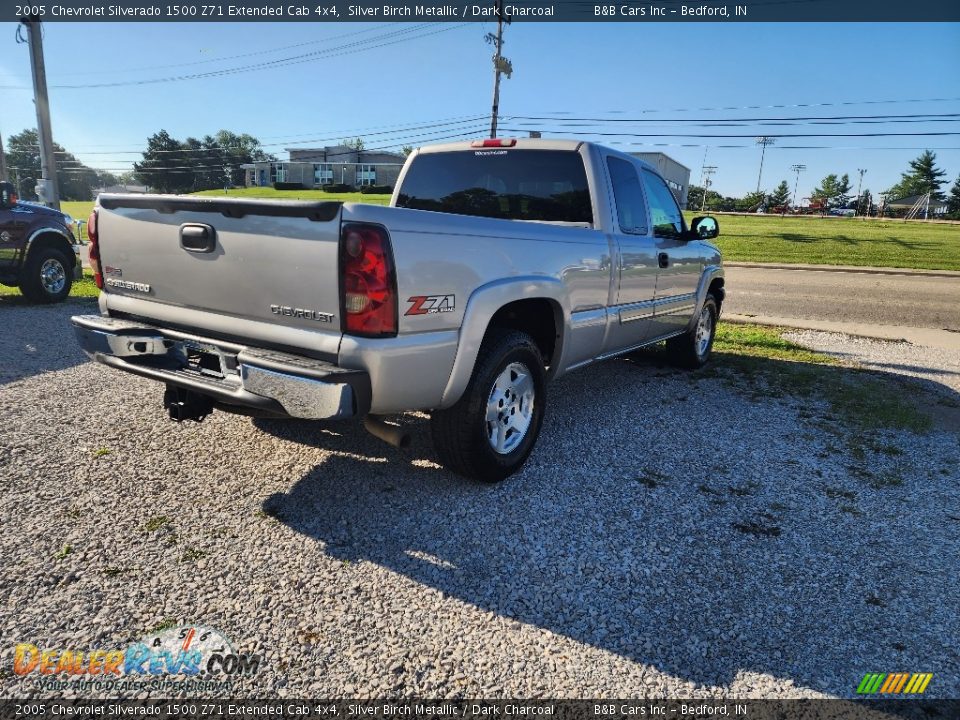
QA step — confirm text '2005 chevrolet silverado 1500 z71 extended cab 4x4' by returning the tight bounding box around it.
[72,138,725,481]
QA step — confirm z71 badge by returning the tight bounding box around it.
[406,295,455,316]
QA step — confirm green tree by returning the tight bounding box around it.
[134,129,274,192]
[947,175,960,219]
[735,190,767,212]
[858,189,873,215]
[211,130,274,187]
[4,128,105,201]
[401,145,414,157]
[811,173,852,209]
[886,150,947,200]
[767,180,791,208]
[134,130,191,193]
[709,196,737,212]
[341,137,365,151]
[687,185,723,211]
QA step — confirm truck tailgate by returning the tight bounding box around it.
[95,195,344,346]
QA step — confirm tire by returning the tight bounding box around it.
[20,247,73,304]
[431,329,546,482]
[666,294,718,369]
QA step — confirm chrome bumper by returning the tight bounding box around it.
[71,314,370,420]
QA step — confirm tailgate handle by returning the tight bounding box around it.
[180,223,216,253]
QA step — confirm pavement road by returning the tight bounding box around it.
[724,265,960,332]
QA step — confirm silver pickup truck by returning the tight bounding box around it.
[72,138,724,482]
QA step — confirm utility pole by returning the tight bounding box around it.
[790,163,806,212]
[486,0,512,138]
[855,168,867,216]
[0,131,8,183]
[22,16,60,210]
[701,166,717,212]
[755,137,775,194]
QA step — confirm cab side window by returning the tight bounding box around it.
[640,169,684,239]
[607,156,647,234]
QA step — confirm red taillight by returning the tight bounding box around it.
[471,138,517,148]
[340,223,397,337]
[87,210,103,289]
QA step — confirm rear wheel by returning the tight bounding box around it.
[431,329,546,482]
[666,294,718,369]
[20,247,73,304]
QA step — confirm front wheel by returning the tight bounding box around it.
[666,294,718,369]
[430,329,546,482]
[20,247,73,304]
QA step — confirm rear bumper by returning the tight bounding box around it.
[71,314,370,420]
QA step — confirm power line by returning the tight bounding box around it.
[498,128,960,138]
[48,24,398,76]
[517,96,960,116]
[0,24,471,91]
[37,116,488,155]
[36,113,954,157]
[25,127,488,173]
[507,112,960,124]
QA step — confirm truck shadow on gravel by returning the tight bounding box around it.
[256,351,960,697]
[0,299,95,386]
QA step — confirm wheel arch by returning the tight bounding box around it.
[23,228,75,275]
[438,277,569,409]
[686,265,725,332]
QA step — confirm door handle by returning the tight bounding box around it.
[180,223,216,253]
[658,252,669,269]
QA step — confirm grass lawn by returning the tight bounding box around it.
[192,187,392,205]
[0,269,99,301]
[709,323,931,435]
[62,190,392,242]
[63,194,958,269]
[690,213,960,271]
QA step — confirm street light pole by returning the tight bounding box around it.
[755,137,775,194]
[855,168,867,216]
[790,163,806,212]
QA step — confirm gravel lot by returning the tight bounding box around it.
[2,300,958,699]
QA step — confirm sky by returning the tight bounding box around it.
[1,20,959,199]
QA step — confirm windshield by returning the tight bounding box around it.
[396,149,593,224]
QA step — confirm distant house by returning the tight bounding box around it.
[243,145,405,189]
[631,152,692,208]
[884,193,949,218]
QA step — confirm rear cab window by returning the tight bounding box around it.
[396,149,593,224]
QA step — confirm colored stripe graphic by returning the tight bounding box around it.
[893,673,910,693]
[904,674,919,694]
[858,672,933,694]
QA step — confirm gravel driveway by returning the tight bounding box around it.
[2,301,958,699]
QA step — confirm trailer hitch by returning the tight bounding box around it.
[163,385,214,423]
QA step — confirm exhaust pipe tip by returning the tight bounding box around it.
[364,415,411,449]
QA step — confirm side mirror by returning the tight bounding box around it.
[0,181,17,209]
[689,215,719,240]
